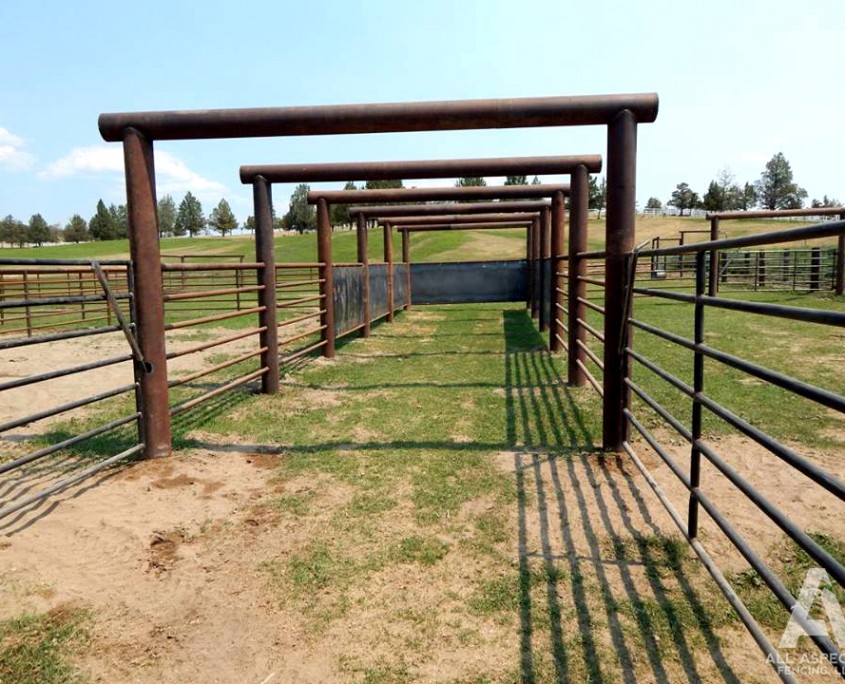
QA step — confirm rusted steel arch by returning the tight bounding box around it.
[349,200,549,218]
[101,92,658,458]
[240,155,600,184]
[100,93,658,141]
[307,183,570,205]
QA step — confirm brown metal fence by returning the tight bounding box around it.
[0,258,144,521]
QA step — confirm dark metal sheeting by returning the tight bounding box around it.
[411,261,527,304]
[368,264,390,319]
[394,263,408,309]
[332,266,366,335]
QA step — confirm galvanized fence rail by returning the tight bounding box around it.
[581,219,845,682]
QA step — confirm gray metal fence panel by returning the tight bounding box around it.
[410,260,527,304]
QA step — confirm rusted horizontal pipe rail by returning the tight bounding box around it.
[397,222,532,232]
[241,155,601,184]
[379,212,538,226]
[348,200,550,217]
[307,183,571,204]
[101,93,658,142]
[707,207,845,220]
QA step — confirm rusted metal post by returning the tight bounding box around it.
[123,127,171,459]
[568,165,589,386]
[603,110,636,451]
[550,191,566,352]
[317,198,335,357]
[401,228,411,311]
[708,216,720,296]
[253,176,279,393]
[525,226,532,310]
[836,212,845,296]
[384,222,395,322]
[539,206,551,334]
[356,212,371,336]
[530,217,540,319]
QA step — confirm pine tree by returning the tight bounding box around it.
[64,214,89,243]
[282,184,316,233]
[330,181,357,227]
[364,179,403,190]
[175,192,206,237]
[109,204,129,239]
[158,195,177,237]
[27,214,50,247]
[504,175,528,186]
[89,199,116,240]
[589,176,607,218]
[755,153,807,210]
[455,177,486,187]
[208,198,238,236]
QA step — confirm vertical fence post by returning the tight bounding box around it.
[78,272,86,321]
[836,212,845,296]
[603,109,637,451]
[123,127,171,459]
[23,271,32,337]
[708,216,720,296]
[550,191,566,353]
[689,251,706,538]
[235,255,243,311]
[810,246,821,292]
[525,223,534,316]
[253,176,279,393]
[384,222,395,322]
[539,207,551,333]
[759,252,766,289]
[356,212,371,336]
[531,217,540,319]
[317,198,335,358]
[401,228,411,311]
[568,166,589,386]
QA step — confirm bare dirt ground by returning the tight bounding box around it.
[2,313,843,682]
[0,438,807,682]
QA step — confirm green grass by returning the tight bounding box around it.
[729,533,845,637]
[0,607,89,684]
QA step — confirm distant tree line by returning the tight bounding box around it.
[649,152,840,217]
[0,192,243,247]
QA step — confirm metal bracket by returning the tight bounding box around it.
[91,261,148,370]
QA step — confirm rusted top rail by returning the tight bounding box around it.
[307,183,570,204]
[379,212,538,226]
[397,222,533,232]
[240,155,601,184]
[100,93,658,142]
[350,200,549,217]
[707,207,845,220]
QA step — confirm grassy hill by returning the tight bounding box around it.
[0,215,835,265]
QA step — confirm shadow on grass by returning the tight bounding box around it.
[501,308,740,684]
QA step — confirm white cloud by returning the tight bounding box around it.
[40,145,226,200]
[0,126,36,170]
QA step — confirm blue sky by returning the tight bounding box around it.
[1,0,843,227]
